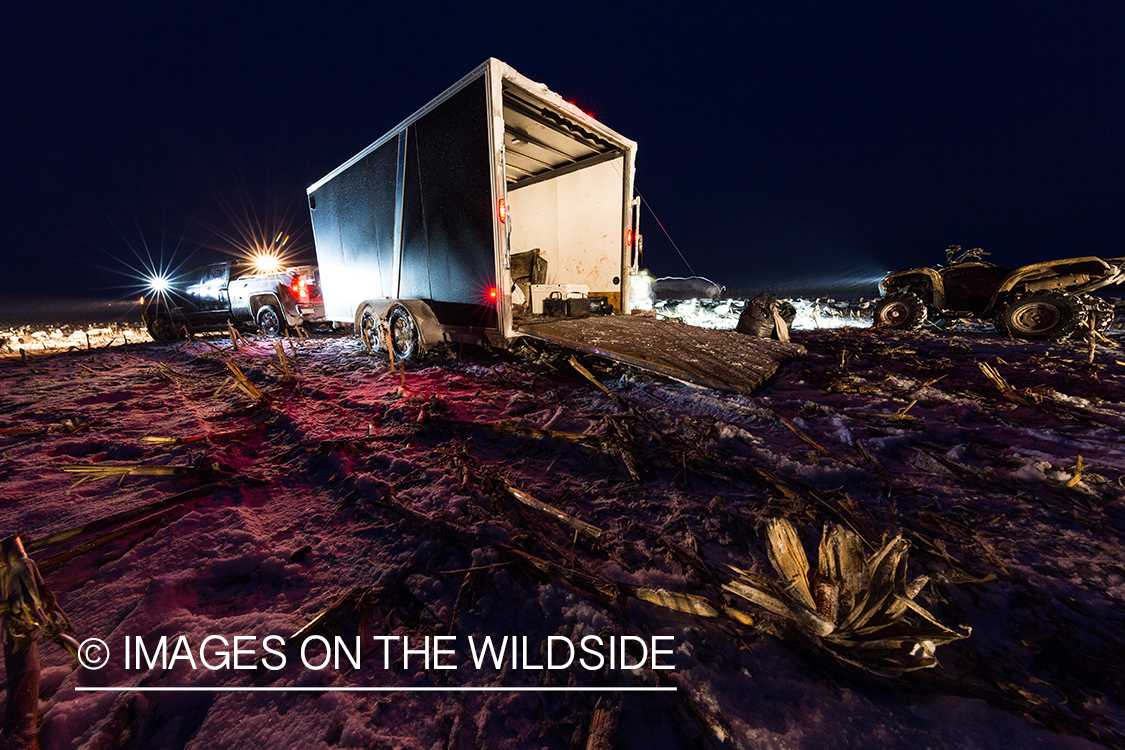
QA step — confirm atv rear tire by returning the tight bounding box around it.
[1080,295,1115,334]
[873,292,928,330]
[997,291,1083,341]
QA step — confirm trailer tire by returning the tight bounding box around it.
[256,304,285,337]
[358,306,384,354]
[388,305,419,361]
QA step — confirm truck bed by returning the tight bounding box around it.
[518,316,804,393]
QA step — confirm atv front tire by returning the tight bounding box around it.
[873,292,928,330]
[997,291,1084,341]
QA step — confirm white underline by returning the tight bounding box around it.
[77,686,676,693]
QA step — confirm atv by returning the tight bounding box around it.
[874,246,1123,340]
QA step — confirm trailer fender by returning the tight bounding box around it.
[391,300,445,350]
[354,300,445,356]
[353,299,395,330]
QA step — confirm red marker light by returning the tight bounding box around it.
[566,101,588,117]
[626,229,634,246]
[489,287,498,300]
[498,198,508,223]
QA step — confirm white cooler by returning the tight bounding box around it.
[530,284,589,314]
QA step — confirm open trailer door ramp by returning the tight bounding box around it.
[520,316,805,394]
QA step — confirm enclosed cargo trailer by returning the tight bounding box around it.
[307,58,638,358]
[308,58,802,393]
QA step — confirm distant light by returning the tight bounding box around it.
[139,296,145,305]
[149,276,169,293]
[252,254,283,274]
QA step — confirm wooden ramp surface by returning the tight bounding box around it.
[519,315,805,394]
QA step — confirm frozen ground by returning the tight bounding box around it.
[0,297,869,358]
[2,301,1124,749]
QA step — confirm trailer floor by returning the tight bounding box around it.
[517,314,805,393]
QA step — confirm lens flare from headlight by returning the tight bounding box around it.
[149,275,170,293]
[252,254,283,274]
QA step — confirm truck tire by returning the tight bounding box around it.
[358,306,384,354]
[256,304,285,337]
[873,292,927,330]
[387,305,419,361]
[997,291,1083,341]
[145,309,181,341]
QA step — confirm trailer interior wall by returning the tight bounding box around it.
[506,157,625,292]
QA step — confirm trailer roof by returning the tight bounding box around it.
[308,59,635,195]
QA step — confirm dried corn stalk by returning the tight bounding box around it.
[724,519,970,676]
[140,427,257,445]
[273,340,293,379]
[978,362,1039,406]
[58,463,210,486]
[225,361,270,403]
[505,484,603,538]
[228,322,243,351]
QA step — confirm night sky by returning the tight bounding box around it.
[4,2,1123,300]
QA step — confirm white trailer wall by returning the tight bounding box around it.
[507,157,624,292]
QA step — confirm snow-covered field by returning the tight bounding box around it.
[2,301,1124,749]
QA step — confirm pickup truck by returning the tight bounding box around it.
[143,261,324,341]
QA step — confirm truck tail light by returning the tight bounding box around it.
[292,277,310,300]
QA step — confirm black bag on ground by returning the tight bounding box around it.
[736,294,796,340]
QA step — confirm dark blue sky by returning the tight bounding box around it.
[3,1,1123,298]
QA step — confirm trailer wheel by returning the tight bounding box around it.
[388,305,419,361]
[358,306,384,354]
[256,304,284,337]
